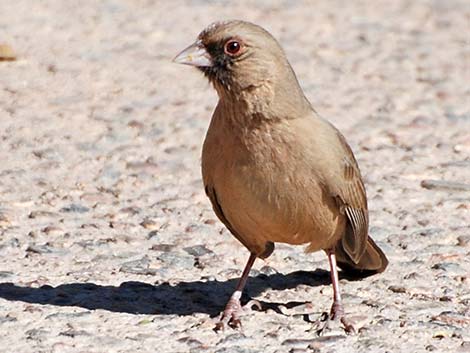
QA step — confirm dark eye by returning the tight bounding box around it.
[224,40,242,56]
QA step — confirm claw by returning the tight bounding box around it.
[214,297,262,331]
[340,317,356,334]
[315,303,356,336]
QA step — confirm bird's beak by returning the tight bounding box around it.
[173,41,213,67]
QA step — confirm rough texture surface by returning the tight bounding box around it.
[0,1,469,352]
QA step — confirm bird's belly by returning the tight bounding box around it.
[214,164,344,252]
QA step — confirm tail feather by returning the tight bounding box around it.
[335,235,388,277]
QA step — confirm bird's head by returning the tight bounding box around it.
[174,20,293,98]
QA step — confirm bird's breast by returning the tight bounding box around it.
[202,122,343,250]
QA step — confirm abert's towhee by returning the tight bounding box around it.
[174,20,388,332]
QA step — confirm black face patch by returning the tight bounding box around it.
[198,41,235,88]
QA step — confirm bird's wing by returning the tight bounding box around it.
[328,130,369,263]
[204,185,251,250]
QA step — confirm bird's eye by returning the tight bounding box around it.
[224,40,242,56]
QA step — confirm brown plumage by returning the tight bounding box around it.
[174,20,388,332]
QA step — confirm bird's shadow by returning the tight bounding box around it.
[0,269,359,316]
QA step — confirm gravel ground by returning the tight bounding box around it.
[0,1,469,352]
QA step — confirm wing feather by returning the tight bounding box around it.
[329,131,369,263]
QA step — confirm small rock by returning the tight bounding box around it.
[150,243,174,252]
[136,318,152,325]
[446,112,470,122]
[25,328,48,340]
[177,336,203,348]
[126,160,159,173]
[26,243,55,254]
[128,120,144,129]
[259,265,278,276]
[388,285,407,294]
[119,206,141,216]
[29,210,59,219]
[120,256,157,275]
[59,329,91,337]
[0,315,17,324]
[80,223,100,229]
[0,44,16,61]
[42,226,63,236]
[183,245,214,257]
[282,339,317,348]
[421,179,470,192]
[28,230,38,238]
[215,348,257,353]
[0,213,12,228]
[218,268,242,278]
[157,252,194,269]
[147,230,159,239]
[7,237,20,247]
[216,332,247,344]
[0,271,13,279]
[431,262,465,274]
[410,228,443,237]
[140,219,160,230]
[60,204,90,213]
[432,311,470,326]
[45,311,91,320]
[80,192,116,204]
[457,235,470,247]
[460,342,470,352]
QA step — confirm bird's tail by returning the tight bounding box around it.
[335,236,388,277]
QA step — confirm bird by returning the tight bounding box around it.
[173,20,388,333]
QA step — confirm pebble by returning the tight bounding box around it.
[28,211,59,219]
[140,219,160,230]
[80,192,116,204]
[59,328,91,337]
[156,252,194,270]
[26,243,56,254]
[41,226,63,236]
[149,243,174,252]
[120,256,158,275]
[0,44,16,61]
[147,230,159,239]
[456,235,470,247]
[432,311,470,327]
[126,160,159,173]
[119,206,141,216]
[0,213,12,228]
[259,265,278,276]
[0,271,14,279]
[282,339,318,348]
[59,204,90,213]
[431,262,466,275]
[421,180,470,192]
[183,245,214,257]
[25,328,49,340]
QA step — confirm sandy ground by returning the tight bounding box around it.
[0,0,469,352]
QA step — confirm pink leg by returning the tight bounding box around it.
[215,253,260,330]
[323,249,355,333]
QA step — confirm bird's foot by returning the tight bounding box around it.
[214,295,261,331]
[315,302,356,336]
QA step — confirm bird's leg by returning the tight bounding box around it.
[215,252,260,331]
[317,249,355,334]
